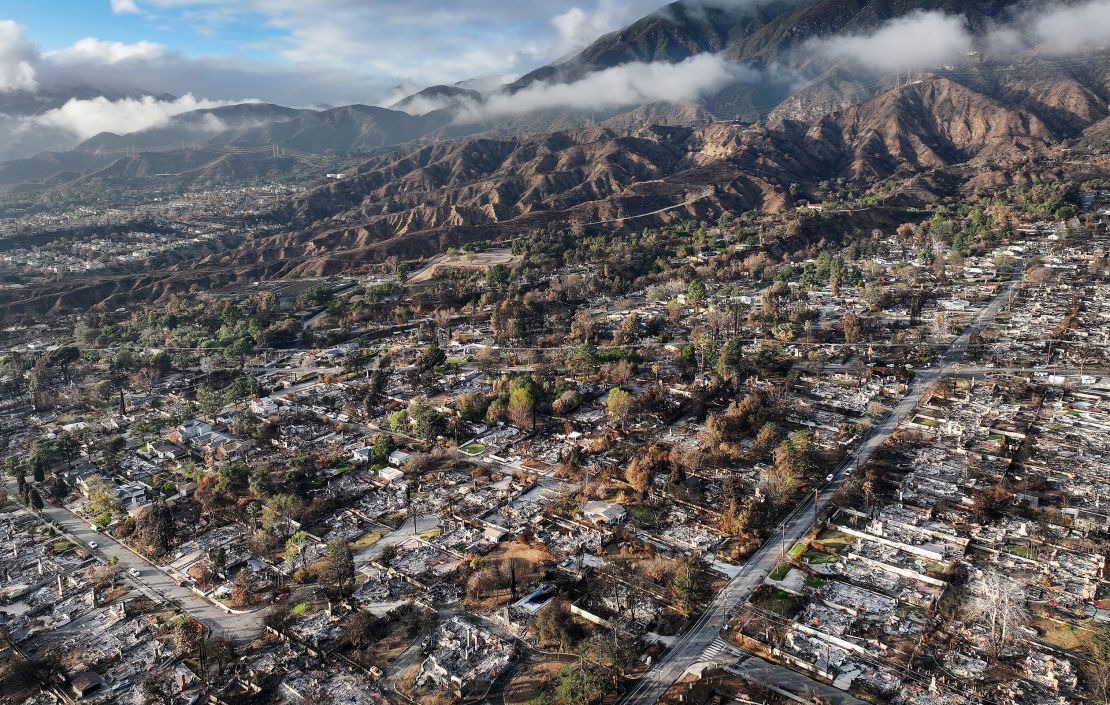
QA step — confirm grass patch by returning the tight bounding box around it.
[1034,616,1096,653]
[1003,544,1033,559]
[912,416,941,428]
[461,442,488,455]
[769,564,791,581]
[626,504,661,528]
[805,575,826,589]
[419,527,443,541]
[804,549,837,566]
[788,542,808,559]
[349,531,382,552]
[816,530,853,550]
[379,511,408,527]
[755,587,803,618]
[290,601,309,617]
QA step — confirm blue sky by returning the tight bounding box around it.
[0,0,667,105]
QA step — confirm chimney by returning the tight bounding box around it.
[57,574,64,596]
[88,587,98,608]
[37,559,43,576]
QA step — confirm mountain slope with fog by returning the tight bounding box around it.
[0,0,1035,184]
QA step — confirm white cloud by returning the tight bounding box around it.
[808,10,974,72]
[47,38,166,65]
[988,0,1110,55]
[111,0,142,14]
[32,93,237,140]
[0,20,38,92]
[462,53,756,120]
[552,0,662,55]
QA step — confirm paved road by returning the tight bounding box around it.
[618,263,1026,705]
[4,481,263,641]
[733,657,868,705]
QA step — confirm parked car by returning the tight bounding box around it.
[87,541,98,549]
[270,591,290,605]
[128,568,141,577]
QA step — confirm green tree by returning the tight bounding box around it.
[46,345,80,383]
[555,662,610,705]
[507,385,536,430]
[387,409,410,434]
[29,440,56,482]
[717,337,743,383]
[196,385,220,419]
[149,350,172,375]
[222,377,253,405]
[50,477,70,503]
[322,540,356,596]
[410,401,446,442]
[415,345,447,373]
[456,392,489,423]
[261,494,301,533]
[86,475,122,518]
[215,461,249,494]
[671,552,710,617]
[686,279,708,308]
[370,433,395,466]
[224,337,252,369]
[54,434,81,468]
[606,388,633,431]
[284,531,310,571]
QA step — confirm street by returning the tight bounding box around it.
[618,264,1025,704]
[4,479,264,641]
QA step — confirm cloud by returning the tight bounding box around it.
[47,38,165,65]
[0,93,239,161]
[32,93,236,141]
[807,10,974,72]
[0,20,38,92]
[460,53,757,120]
[111,0,142,14]
[987,0,1110,55]
[551,0,662,55]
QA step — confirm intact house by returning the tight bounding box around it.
[583,501,627,525]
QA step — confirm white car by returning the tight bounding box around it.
[88,541,98,549]
[128,568,141,578]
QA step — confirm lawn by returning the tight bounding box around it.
[816,529,854,550]
[379,511,408,527]
[419,527,443,541]
[754,587,803,618]
[1034,616,1097,653]
[626,504,662,528]
[804,549,838,566]
[788,542,808,559]
[349,531,382,552]
[769,564,791,581]
[912,416,941,428]
[461,442,488,455]
[1003,544,1033,559]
